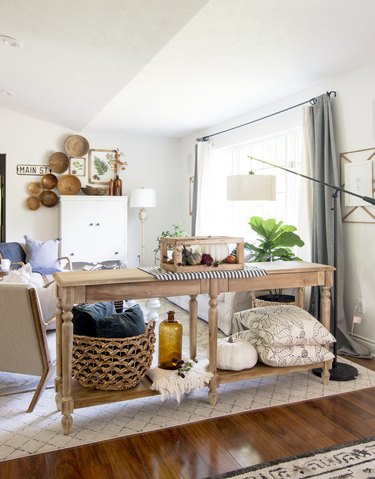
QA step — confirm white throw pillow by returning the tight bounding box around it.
[253,341,334,367]
[234,305,336,346]
[2,264,56,327]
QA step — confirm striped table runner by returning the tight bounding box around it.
[140,265,267,281]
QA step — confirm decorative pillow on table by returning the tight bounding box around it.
[97,304,146,338]
[72,302,116,337]
[253,341,334,367]
[234,305,336,346]
[23,235,60,269]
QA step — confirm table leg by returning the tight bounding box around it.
[208,286,219,406]
[189,294,198,361]
[321,285,332,384]
[54,295,62,411]
[60,300,74,435]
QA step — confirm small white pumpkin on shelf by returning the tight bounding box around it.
[204,243,229,262]
[217,335,258,371]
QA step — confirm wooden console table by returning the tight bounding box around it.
[53,261,334,435]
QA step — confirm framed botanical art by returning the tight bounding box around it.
[88,149,116,184]
[69,157,86,177]
[340,147,375,223]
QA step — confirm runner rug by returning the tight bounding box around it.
[205,436,375,478]
[0,299,374,463]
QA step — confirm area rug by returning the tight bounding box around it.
[0,298,374,463]
[205,436,375,478]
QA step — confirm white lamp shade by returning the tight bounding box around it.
[130,188,157,208]
[227,174,276,201]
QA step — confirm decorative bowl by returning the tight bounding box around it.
[81,185,107,196]
[58,175,81,195]
[64,135,90,157]
[48,152,69,173]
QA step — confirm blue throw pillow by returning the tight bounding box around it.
[97,304,146,338]
[72,302,116,337]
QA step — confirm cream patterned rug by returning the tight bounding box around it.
[0,298,374,463]
[205,436,375,478]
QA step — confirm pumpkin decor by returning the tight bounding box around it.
[205,243,229,261]
[182,246,202,266]
[224,254,237,264]
[217,336,258,371]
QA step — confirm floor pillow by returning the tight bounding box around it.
[234,304,336,346]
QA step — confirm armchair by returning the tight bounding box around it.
[0,239,72,283]
[0,283,56,412]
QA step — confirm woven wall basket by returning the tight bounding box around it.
[72,320,156,391]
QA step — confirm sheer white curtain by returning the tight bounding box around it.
[192,129,311,262]
[194,140,217,235]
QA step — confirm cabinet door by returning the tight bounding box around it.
[60,198,97,262]
[91,199,127,262]
[60,197,128,264]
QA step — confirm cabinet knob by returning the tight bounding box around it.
[89,223,94,226]
[70,253,75,256]
[96,223,100,226]
[114,252,119,255]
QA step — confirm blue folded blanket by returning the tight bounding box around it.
[72,302,145,338]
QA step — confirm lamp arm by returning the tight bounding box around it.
[248,156,375,205]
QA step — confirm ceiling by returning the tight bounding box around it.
[1,0,375,138]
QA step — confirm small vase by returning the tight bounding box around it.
[158,310,182,370]
[113,175,122,196]
[108,178,114,196]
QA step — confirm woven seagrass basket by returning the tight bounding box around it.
[72,320,156,391]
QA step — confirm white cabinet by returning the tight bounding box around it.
[60,196,128,264]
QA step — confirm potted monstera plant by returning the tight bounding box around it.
[245,216,305,303]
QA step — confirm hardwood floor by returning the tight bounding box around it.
[1,357,374,479]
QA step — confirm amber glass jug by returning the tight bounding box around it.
[113,175,122,195]
[158,310,182,369]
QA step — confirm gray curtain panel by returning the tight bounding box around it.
[305,93,370,358]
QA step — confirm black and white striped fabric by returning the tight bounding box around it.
[140,265,268,281]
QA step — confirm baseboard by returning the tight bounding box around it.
[350,333,375,357]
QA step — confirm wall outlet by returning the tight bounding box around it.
[357,298,365,315]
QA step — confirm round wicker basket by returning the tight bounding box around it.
[72,320,156,391]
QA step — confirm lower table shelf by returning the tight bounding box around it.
[70,361,327,410]
[71,377,159,409]
[217,362,326,385]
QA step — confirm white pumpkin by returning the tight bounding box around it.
[217,336,258,371]
[204,243,229,261]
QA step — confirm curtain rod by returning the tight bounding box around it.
[197,90,336,142]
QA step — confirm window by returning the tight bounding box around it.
[198,127,304,246]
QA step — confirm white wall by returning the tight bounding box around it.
[0,108,184,268]
[181,60,375,354]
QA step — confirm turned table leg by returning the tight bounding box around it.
[208,282,219,406]
[60,297,75,435]
[321,285,332,384]
[189,295,198,361]
[54,295,63,411]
